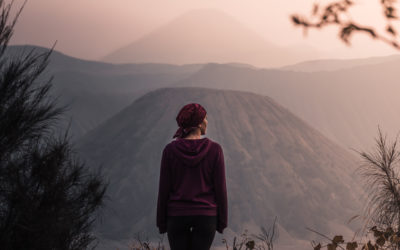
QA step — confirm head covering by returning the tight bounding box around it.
[173,103,207,138]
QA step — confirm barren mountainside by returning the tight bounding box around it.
[76,87,364,249]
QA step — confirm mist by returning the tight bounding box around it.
[8,0,400,63]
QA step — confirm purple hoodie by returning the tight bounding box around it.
[156,137,228,234]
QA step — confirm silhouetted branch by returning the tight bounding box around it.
[291,0,400,49]
[251,216,278,250]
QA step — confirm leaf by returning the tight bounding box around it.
[376,236,385,246]
[291,15,301,25]
[385,6,397,19]
[346,242,358,250]
[327,243,337,250]
[386,25,396,36]
[340,24,355,44]
[333,235,345,244]
[245,240,255,249]
[371,227,382,238]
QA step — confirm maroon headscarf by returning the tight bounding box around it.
[173,103,207,139]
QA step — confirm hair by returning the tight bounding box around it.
[173,103,207,139]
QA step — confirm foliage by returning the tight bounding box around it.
[357,128,400,232]
[0,1,107,249]
[222,217,278,250]
[127,218,277,250]
[310,128,400,249]
[127,232,166,250]
[291,0,400,50]
[309,225,400,250]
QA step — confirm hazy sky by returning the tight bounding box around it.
[8,0,400,61]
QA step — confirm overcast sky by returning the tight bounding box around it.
[8,0,400,61]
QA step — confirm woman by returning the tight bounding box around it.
[156,103,228,250]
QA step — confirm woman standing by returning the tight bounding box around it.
[156,103,228,250]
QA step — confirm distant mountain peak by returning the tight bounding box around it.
[172,8,238,19]
[102,9,315,67]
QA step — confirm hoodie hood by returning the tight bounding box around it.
[169,137,212,167]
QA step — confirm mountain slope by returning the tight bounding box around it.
[76,87,363,249]
[103,9,316,67]
[6,45,203,140]
[172,62,400,151]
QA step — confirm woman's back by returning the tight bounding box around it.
[156,103,227,250]
[159,137,226,220]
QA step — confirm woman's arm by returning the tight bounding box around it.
[214,145,228,234]
[156,146,171,234]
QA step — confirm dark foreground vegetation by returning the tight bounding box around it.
[0,1,107,249]
[128,218,277,250]
[310,129,400,250]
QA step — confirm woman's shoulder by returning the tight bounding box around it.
[163,141,174,152]
[202,138,223,155]
[206,138,222,149]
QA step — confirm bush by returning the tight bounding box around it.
[0,1,107,249]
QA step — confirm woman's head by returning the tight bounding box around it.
[173,103,207,138]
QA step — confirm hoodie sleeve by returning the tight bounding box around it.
[214,145,228,234]
[156,146,171,234]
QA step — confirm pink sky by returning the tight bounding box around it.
[8,0,400,62]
